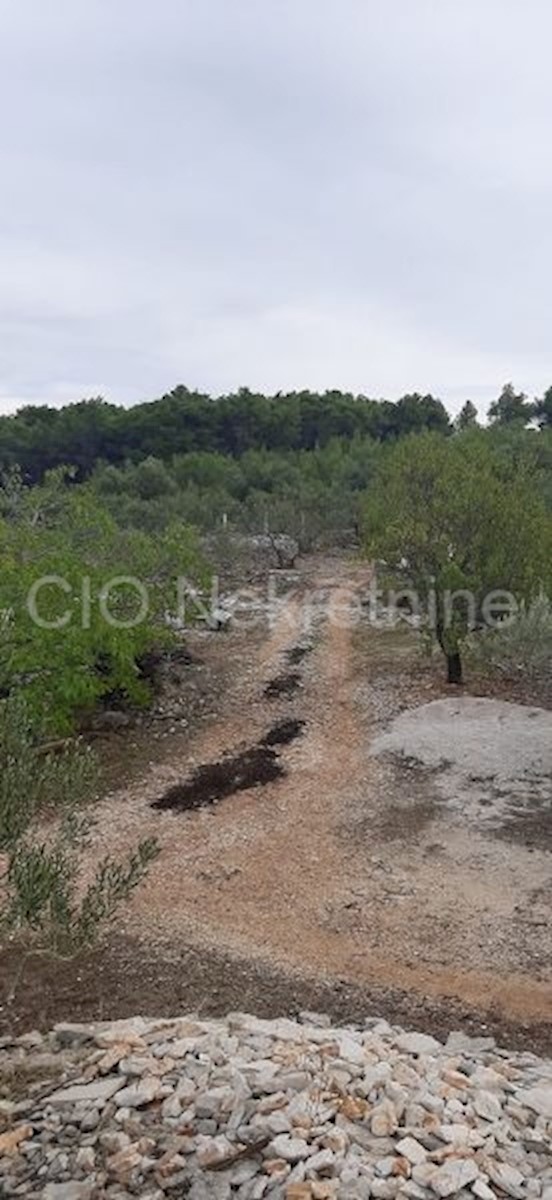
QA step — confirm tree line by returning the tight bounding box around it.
[2,381,550,484]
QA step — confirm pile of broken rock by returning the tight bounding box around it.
[1,1011,551,1199]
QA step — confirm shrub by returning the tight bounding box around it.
[466,592,552,688]
[1,694,158,967]
[0,468,206,732]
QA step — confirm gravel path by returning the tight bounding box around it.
[68,556,552,1035]
[2,1011,551,1199]
[4,557,550,1046]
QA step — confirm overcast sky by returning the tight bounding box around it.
[1,1,551,418]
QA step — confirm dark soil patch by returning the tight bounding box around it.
[345,761,442,846]
[264,671,301,699]
[2,936,552,1058]
[497,804,552,850]
[372,798,438,841]
[286,645,311,666]
[151,746,284,812]
[261,718,305,747]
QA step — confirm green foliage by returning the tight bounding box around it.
[534,386,552,430]
[0,694,158,958]
[91,438,381,550]
[454,400,479,430]
[466,592,552,692]
[487,382,534,428]
[0,387,452,483]
[1,385,550,702]
[0,469,205,733]
[362,431,552,679]
[0,695,97,854]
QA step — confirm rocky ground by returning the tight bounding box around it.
[1,1011,551,1199]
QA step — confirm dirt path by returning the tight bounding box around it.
[72,555,552,1033]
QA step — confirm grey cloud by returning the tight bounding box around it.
[0,0,551,414]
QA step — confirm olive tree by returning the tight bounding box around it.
[363,432,552,683]
[1,694,158,999]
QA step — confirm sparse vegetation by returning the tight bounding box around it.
[467,592,552,695]
[0,694,158,984]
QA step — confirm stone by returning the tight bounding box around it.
[436,1122,470,1144]
[419,1091,444,1114]
[264,1157,291,1181]
[94,1017,150,1046]
[42,1186,94,1200]
[396,1033,442,1055]
[97,1044,129,1073]
[371,1100,398,1137]
[361,1063,392,1092]
[472,1182,498,1200]
[395,1136,427,1165]
[473,1089,503,1121]
[229,1159,258,1185]
[155,1149,187,1178]
[114,1076,162,1108]
[17,1028,43,1048]
[445,1032,496,1054]
[106,1144,143,1179]
[486,1161,526,1199]
[320,1130,349,1155]
[2,1010,551,1200]
[335,1036,366,1067]
[79,1108,100,1132]
[53,1023,95,1049]
[270,1135,311,1162]
[100,1130,131,1153]
[518,1085,552,1118]
[196,1134,235,1168]
[375,1157,395,1177]
[279,1071,313,1092]
[311,1184,338,1199]
[305,1148,335,1176]
[371,1180,400,1199]
[429,1158,479,1196]
[0,1123,33,1154]
[175,1076,197,1102]
[299,1012,332,1028]
[340,1096,370,1122]
[75,1147,95,1171]
[195,1086,235,1118]
[441,1067,470,1089]
[46,1076,124,1106]
[411,1163,438,1187]
[162,1093,182,1119]
[118,1053,162,1076]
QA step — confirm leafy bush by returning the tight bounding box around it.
[466,593,552,687]
[1,694,158,963]
[0,469,206,732]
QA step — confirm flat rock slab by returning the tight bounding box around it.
[370,696,552,826]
